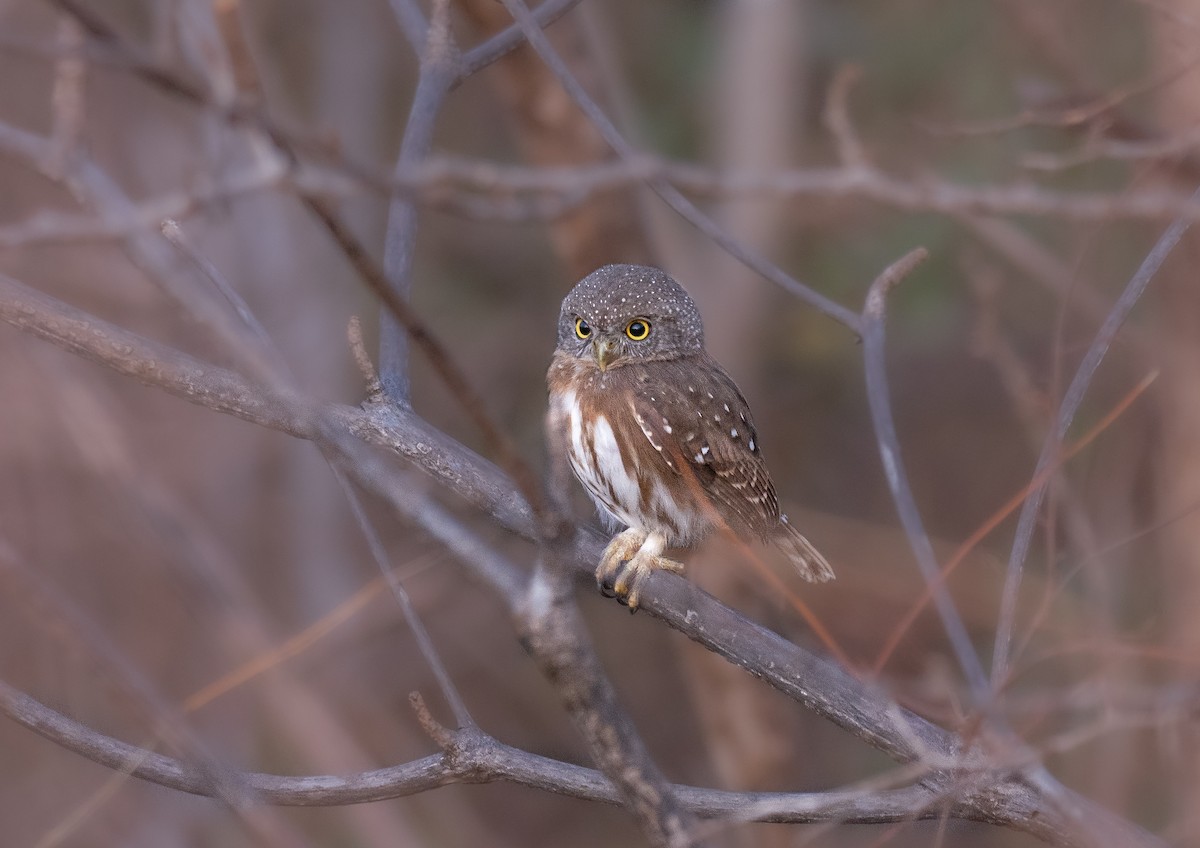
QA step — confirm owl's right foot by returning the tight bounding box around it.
[596,528,683,611]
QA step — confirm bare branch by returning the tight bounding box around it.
[860,249,990,698]
[456,0,585,81]
[301,195,553,531]
[824,64,868,169]
[378,0,460,404]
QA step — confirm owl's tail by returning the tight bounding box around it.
[773,515,836,582]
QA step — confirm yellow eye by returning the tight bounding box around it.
[625,318,651,341]
[574,317,592,340]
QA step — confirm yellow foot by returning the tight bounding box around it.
[595,528,684,611]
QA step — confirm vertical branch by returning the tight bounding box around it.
[379,0,459,404]
[518,563,701,848]
[860,248,992,699]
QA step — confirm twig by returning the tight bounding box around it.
[44,15,85,178]
[160,214,480,733]
[348,317,385,403]
[824,64,868,169]
[379,0,460,404]
[860,249,991,699]
[387,0,429,52]
[456,0,585,82]
[336,471,478,730]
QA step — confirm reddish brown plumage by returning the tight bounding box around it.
[547,264,833,597]
[548,350,832,582]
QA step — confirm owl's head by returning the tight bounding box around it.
[556,264,705,370]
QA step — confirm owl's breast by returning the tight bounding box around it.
[547,355,709,544]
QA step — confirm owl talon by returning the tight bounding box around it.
[610,553,684,611]
[594,528,682,611]
[596,527,648,590]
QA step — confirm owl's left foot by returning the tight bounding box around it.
[596,528,683,611]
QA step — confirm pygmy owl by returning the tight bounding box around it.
[546,263,834,610]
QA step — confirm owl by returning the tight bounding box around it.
[546,263,834,610]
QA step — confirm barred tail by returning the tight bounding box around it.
[773,514,835,582]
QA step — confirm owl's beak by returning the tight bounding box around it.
[593,337,617,371]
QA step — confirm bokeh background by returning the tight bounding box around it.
[0,0,1196,845]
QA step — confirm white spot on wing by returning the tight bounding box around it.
[731,428,738,438]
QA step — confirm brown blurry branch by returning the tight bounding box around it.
[9,148,1200,239]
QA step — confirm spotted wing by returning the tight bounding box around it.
[626,356,781,539]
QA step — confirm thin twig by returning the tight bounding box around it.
[335,471,477,729]
[860,247,991,700]
[456,0,585,82]
[379,0,460,403]
[824,64,868,169]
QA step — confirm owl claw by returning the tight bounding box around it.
[611,553,684,611]
[595,528,682,611]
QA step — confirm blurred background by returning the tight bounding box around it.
[0,0,1196,845]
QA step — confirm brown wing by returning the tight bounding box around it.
[624,355,781,539]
